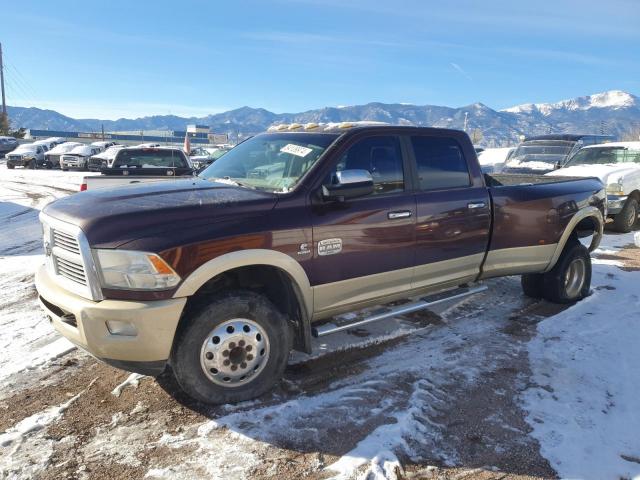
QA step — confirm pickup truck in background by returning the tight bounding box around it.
[6,143,47,169]
[61,145,102,171]
[36,124,605,404]
[548,141,640,232]
[80,146,194,190]
[502,134,615,174]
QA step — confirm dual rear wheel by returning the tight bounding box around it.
[521,238,591,304]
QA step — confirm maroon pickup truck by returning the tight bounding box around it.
[35,125,605,404]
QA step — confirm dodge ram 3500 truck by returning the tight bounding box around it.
[35,124,606,404]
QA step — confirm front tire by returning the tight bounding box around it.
[612,198,638,233]
[542,238,591,304]
[171,291,292,404]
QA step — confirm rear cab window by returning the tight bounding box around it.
[410,136,471,190]
[113,149,188,169]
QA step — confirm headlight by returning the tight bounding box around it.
[94,249,181,290]
[606,182,624,196]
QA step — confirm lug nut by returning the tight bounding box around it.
[246,345,252,352]
[205,352,213,360]
[231,365,237,371]
[229,342,236,349]
[239,340,245,347]
[247,354,254,361]
[222,350,229,357]
[223,359,230,366]
[240,362,247,369]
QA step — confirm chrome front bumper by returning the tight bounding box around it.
[607,195,628,215]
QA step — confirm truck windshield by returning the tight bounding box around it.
[199,133,339,193]
[505,140,575,171]
[565,147,640,166]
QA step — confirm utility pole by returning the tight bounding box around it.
[463,112,469,132]
[0,42,7,124]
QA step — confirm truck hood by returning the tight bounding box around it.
[548,164,640,186]
[43,177,278,248]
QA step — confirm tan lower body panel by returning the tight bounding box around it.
[312,254,483,320]
[35,264,186,362]
[480,244,557,279]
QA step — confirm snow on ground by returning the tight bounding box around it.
[523,231,640,480]
[477,147,512,173]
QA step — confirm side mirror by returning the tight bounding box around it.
[322,169,374,201]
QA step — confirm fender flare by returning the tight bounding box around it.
[173,248,313,326]
[543,206,603,273]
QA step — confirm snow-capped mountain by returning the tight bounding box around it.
[503,90,637,115]
[6,90,640,146]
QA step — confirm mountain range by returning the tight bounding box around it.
[6,90,640,146]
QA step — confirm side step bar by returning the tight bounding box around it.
[312,285,488,338]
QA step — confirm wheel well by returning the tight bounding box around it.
[180,265,310,353]
[575,216,599,238]
[628,190,640,202]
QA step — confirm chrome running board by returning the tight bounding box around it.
[311,285,487,337]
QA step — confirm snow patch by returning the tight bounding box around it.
[111,373,146,397]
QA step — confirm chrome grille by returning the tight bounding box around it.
[55,256,87,285]
[40,213,103,301]
[53,230,81,255]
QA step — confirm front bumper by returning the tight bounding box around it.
[606,195,628,215]
[35,264,186,375]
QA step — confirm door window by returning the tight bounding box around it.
[327,136,404,195]
[411,136,471,190]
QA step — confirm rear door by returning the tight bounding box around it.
[408,134,491,289]
[310,134,416,315]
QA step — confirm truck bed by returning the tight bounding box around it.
[485,173,587,187]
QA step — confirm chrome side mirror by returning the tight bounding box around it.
[322,169,374,201]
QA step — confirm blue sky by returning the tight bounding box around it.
[2,0,639,119]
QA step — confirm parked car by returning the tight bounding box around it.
[0,136,18,157]
[189,146,229,171]
[502,134,615,174]
[80,146,193,190]
[60,145,101,170]
[87,145,125,171]
[90,141,117,152]
[46,137,67,147]
[44,142,83,168]
[548,141,640,232]
[6,143,47,168]
[36,124,605,405]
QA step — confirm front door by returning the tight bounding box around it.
[310,135,416,315]
[409,134,491,289]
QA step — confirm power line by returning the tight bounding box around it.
[4,57,41,102]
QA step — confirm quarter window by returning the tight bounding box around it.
[411,136,470,190]
[328,136,404,195]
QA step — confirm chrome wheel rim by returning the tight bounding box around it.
[200,318,270,387]
[564,257,586,299]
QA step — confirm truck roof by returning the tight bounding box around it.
[524,134,615,142]
[265,122,468,137]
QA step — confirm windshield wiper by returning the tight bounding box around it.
[207,176,258,190]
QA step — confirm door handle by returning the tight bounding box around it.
[467,202,486,210]
[388,210,412,219]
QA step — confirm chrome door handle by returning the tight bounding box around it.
[388,210,412,219]
[467,202,486,209]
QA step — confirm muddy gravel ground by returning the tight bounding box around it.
[1,276,567,480]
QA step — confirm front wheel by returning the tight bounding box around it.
[612,198,638,233]
[542,239,591,304]
[171,291,292,404]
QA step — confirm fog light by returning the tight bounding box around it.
[106,320,138,336]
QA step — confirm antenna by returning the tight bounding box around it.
[0,42,7,131]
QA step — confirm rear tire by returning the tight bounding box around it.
[171,290,292,404]
[7,164,14,169]
[521,273,544,298]
[542,238,591,304]
[612,198,638,233]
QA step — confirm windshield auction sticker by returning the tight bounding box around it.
[280,144,313,157]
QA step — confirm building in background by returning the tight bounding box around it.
[26,126,229,147]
